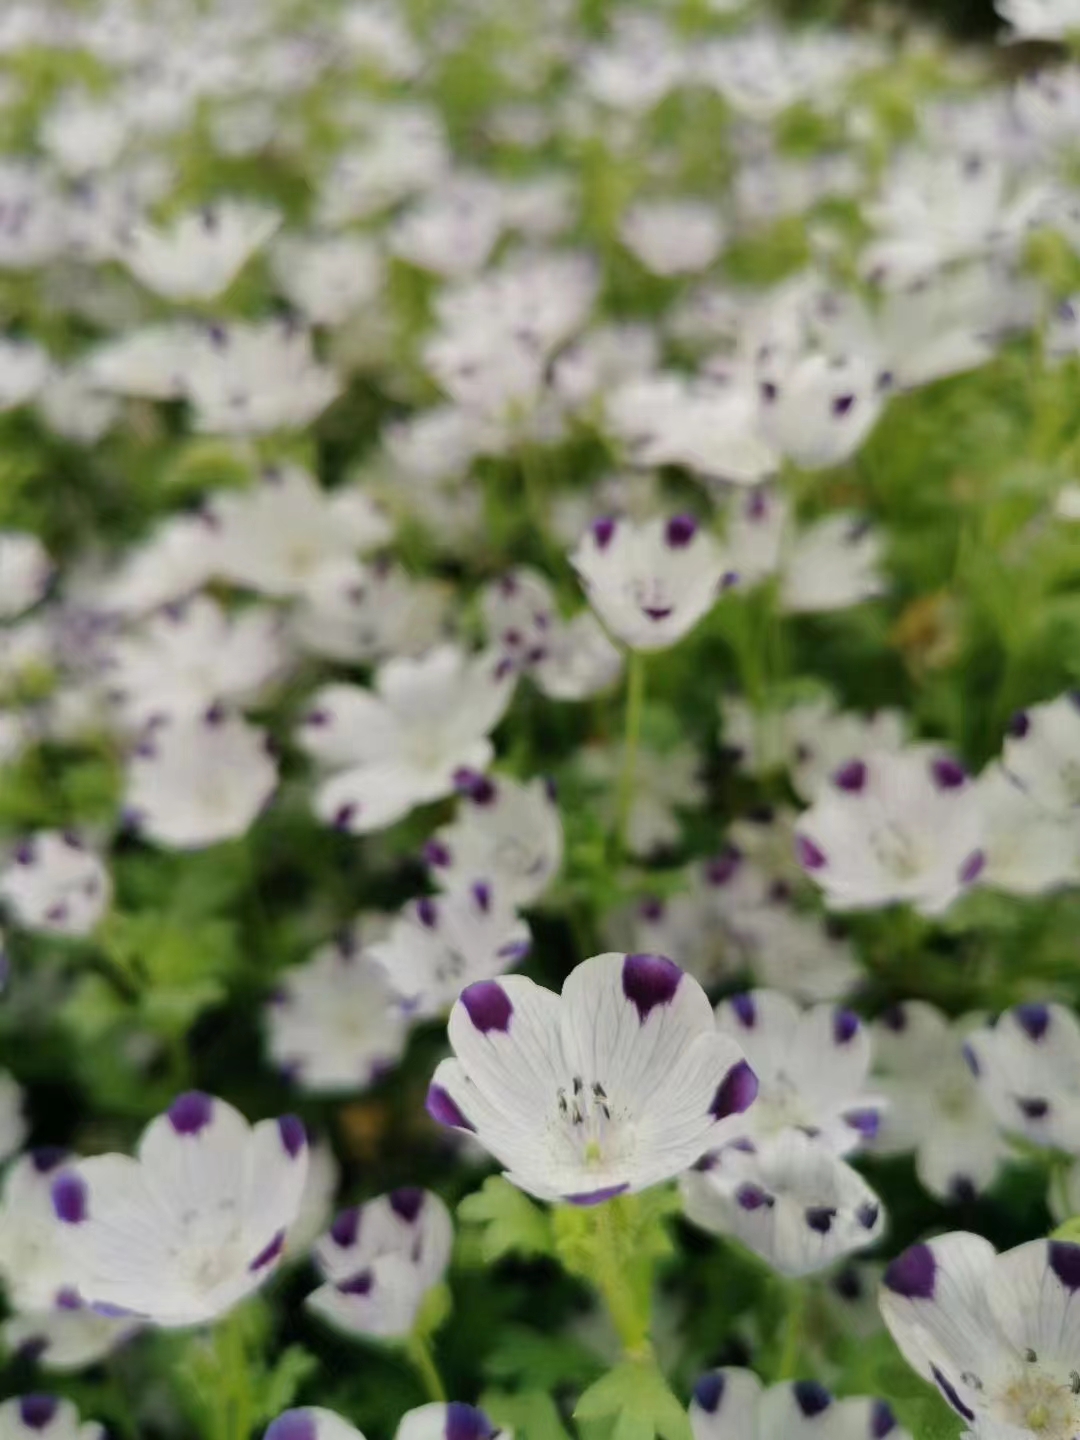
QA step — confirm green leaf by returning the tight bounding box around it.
[480,1390,573,1440]
[574,1359,692,1440]
[484,1326,605,1390]
[459,1177,555,1263]
[255,1345,320,1424]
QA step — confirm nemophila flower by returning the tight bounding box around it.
[265,933,410,1093]
[779,516,886,614]
[39,89,127,176]
[124,709,278,849]
[389,174,504,277]
[396,1405,501,1440]
[297,645,514,835]
[0,832,110,939]
[481,568,556,665]
[571,515,730,652]
[271,233,384,328]
[716,991,883,1153]
[316,104,450,227]
[879,1233,1080,1437]
[424,772,563,907]
[82,323,201,403]
[0,162,66,271]
[369,884,531,1018]
[972,764,1080,895]
[1002,694,1080,816]
[0,532,51,620]
[689,1369,908,1440]
[36,366,119,446]
[996,0,1080,40]
[682,1130,884,1276]
[580,740,706,857]
[0,339,50,413]
[550,324,660,418]
[426,952,758,1204]
[737,906,862,1004]
[265,1410,366,1440]
[285,1139,340,1262]
[4,1304,139,1373]
[619,199,725,277]
[182,320,341,436]
[308,1189,452,1339]
[116,202,280,302]
[102,596,287,727]
[50,1093,308,1327]
[963,1002,1080,1153]
[480,567,622,700]
[871,1003,1009,1203]
[756,346,888,472]
[292,559,449,666]
[0,1397,102,1440]
[95,513,220,618]
[212,466,393,599]
[795,746,986,916]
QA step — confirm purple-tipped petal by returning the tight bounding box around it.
[338,1269,373,1296]
[1018,1096,1049,1119]
[563,1183,630,1206]
[833,1009,860,1045]
[591,516,617,549]
[665,514,697,548]
[844,1107,880,1140]
[871,1402,898,1438]
[249,1229,286,1271]
[959,850,985,885]
[426,1084,476,1132]
[265,1412,318,1440]
[857,1202,880,1229]
[423,839,452,868]
[445,1403,498,1440]
[1008,710,1030,739]
[1015,1002,1050,1041]
[805,1206,836,1234]
[278,1114,306,1158]
[693,1374,725,1414]
[18,1398,59,1431]
[795,835,827,871]
[30,1147,67,1173]
[329,1207,360,1248]
[168,1091,214,1136]
[883,1242,935,1299]
[389,1188,425,1223]
[793,1382,832,1417]
[711,1060,758,1119]
[730,993,756,1027]
[930,1366,975,1422]
[460,980,513,1034]
[416,896,439,929]
[51,1173,87,1225]
[622,953,682,1022]
[736,1183,773,1211]
[1049,1240,1080,1291]
[931,757,967,790]
[833,760,867,793]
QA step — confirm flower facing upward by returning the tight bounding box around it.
[50,1093,308,1328]
[426,952,758,1204]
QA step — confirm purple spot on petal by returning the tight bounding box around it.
[706,846,742,886]
[249,1228,286,1271]
[338,1269,373,1295]
[461,980,513,1033]
[1008,710,1030,739]
[881,1004,906,1032]
[168,1091,214,1135]
[805,1206,836,1234]
[330,1207,359,1247]
[665,514,697,548]
[736,1182,773,1211]
[959,850,985,885]
[563,1182,630,1205]
[52,1173,87,1224]
[931,1366,975,1422]
[962,1042,980,1076]
[389,1188,425,1223]
[872,1402,897,1439]
[18,1398,58,1431]
[857,1202,880,1229]
[622,953,682,1022]
[931,757,967,790]
[265,1412,318,1440]
[592,516,616,549]
[471,881,491,914]
[1018,1096,1049,1119]
[426,1084,476,1132]
[445,1403,498,1440]
[1049,1240,1080,1290]
[796,835,827,871]
[278,1114,306,1157]
[731,993,756,1027]
[950,1176,976,1204]
[883,1242,935,1299]
[332,803,357,830]
[416,897,439,929]
[693,1374,725,1414]
[55,1288,82,1310]
[832,394,856,418]
[30,1147,67,1173]
[1016,1002,1050,1041]
[423,840,452,868]
[833,760,867,793]
[793,1382,832,1417]
[844,1107,880,1139]
[833,1008,860,1044]
[711,1060,759,1120]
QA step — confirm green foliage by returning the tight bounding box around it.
[459,1176,557,1263]
[574,1359,693,1440]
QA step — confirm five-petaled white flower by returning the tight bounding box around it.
[689,1370,909,1440]
[426,952,759,1205]
[963,1002,1080,1154]
[0,1396,103,1440]
[423,771,563,907]
[0,832,111,938]
[50,1092,308,1328]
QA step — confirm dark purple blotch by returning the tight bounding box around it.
[622,953,682,1022]
[461,980,513,1034]
[51,1173,88,1225]
[18,1397,59,1431]
[330,1207,360,1248]
[445,1403,498,1440]
[883,1242,935,1299]
[249,1229,286,1271]
[693,1373,725,1414]
[793,1381,832,1417]
[168,1091,214,1136]
[711,1060,759,1120]
[278,1114,306,1157]
[1049,1240,1080,1291]
[833,760,867,793]
[426,1084,476,1132]
[1015,1002,1050,1041]
[805,1206,836,1234]
[264,1411,318,1440]
[930,1366,975,1422]
[833,1008,860,1045]
[730,993,756,1028]
[389,1187,425,1223]
[872,1401,897,1438]
[563,1183,630,1206]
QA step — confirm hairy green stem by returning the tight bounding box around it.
[407,1333,447,1403]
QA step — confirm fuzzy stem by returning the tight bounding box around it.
[615,649,646,857]
[775,1284,806,1382]
[593,1199,652,1358]
[407,1333,448,1403]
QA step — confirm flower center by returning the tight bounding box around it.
[869,821,923,880]
[995,1365,1080,1440]
[552,1075,627,1171]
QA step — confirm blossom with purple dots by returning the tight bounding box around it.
[0,1396,103,1440]
[426,951,759,1204]
[880,1232,1080,1439]
[307,1189,452,1340]
[48,1093,307,1327]
[962,1002,1080,1154]
[689,1367,910,1440]
[265,1408,367,1440]
[395,1403,501,1440]
[1002,693,1080,818]
[423,772,564,907]
[0,832,111,939]
[296,644,515,836]
[570,514,730,652]
[794,745,986,915]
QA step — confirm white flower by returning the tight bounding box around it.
[996,0,1080,40]
[580,740,706,856]
[212,467,392,598]
[619,200,725,277]
[758,357,888,472]
[963,1002,1080,1153]
[35,367,119,445]
[297,646,514,835]
[270,234,384,326]
[737,906,862,1004]
[872,1003,1009,1202]
[780,516,886,613]
[682,1131,884,1277]
[3,1305,138,1373]
[265,1410,367,1440]
[880,1232,1080,1439]
[96,513,221,617]
[266,934,410,1094]
[715,991,884,1153]
[50,1093,308,1328]
[550,324,660,415]
[426,952,759,1204]
[0,339,49,414]
[308,1189,452,1339]
[182,322,341,436]
[690,1370,908,1440]
[481,567,621,700]
[424,772,563,907]
[340,2,421,75]
[83,324,202,402]
[0,532,51,619]
[39,91,127,176]
[292,559,449,666]
[370,884,531,1018]
[0,163,66,271]
[572,515,730,652]
[102,597,287,727]
[118,203,280,301]
[124,709,278,850]
[316,105,450,226]
[0,1396,102,1440]
[1002,694,1080,816]
[396,1406,502,1440]
[795,746,986,916]
[973,763,1080,895]
[389,174,504,277]
[0,833,110,939]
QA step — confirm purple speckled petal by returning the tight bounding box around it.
[730,993,756,1027]
[735,1183,773,1211]
[693,1373,725,1415]
[51,1173,88,1225]
[959,850,985,885]
[460,980,513,1033]
[329,1207,360,1248]
[445,1403,497,1440]
[793,1381,832,1417]
[832,1008,860,1045]
[622,953,682,1022]
[931,1366,975,1422]
[426,1084,476,1132]
[1008,710,1030,738]
[710,1060,758,1120]
[591,516,617,549]
[167,1091,214,1136]
[931,757,967,790]
[1015,1002,1050,1041]
[833,760,867,793]
[665,514,697,548]
[872,1401,898,1438]
[883,1242,935,1298]
[337,1269,373,1296]
[1049,1240,1080,1291]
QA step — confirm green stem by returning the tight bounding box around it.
[216,1307,253,1440]
[407,1333,447,1403]
[592,1199,652,1358]
[775,1284,806,1382]
[614,650,646,858]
